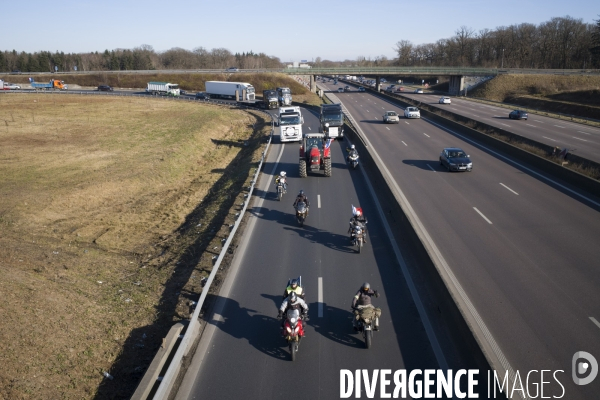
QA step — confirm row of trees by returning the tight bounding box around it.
[394,16,600,69]
[0,45,283,73]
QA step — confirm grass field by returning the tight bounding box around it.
[0,93,271,399]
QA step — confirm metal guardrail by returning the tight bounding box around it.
[0,89,275,398]
[465,96,600,127]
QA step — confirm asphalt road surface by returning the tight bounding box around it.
[315,81,600,399]
[174,107,488,399]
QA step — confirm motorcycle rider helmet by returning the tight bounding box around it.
[290,279,299,289]
[351,144,355,150]
[356,209,362,217]
[299,190,304,197]
[362,282,371,292]
[280,171,286,177]
[290,292,298,303]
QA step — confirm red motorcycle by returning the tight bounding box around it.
[282,309,306,361]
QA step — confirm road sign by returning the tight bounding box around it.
[54,66,58,72]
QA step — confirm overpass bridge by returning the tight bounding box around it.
[7,67,598,96]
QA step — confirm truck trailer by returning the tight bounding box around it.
[146,82,180,96]
[320,103,344,140]
[278,106,303,143]
[205,81,255,101]
[30,79,68,90]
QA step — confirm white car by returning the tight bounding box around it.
[3,83,21,90]
[414,89,424,94]
[404,107,421,119]
[439,97,451,104]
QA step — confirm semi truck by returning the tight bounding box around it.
[205,81,255,101]
[30,79,68,90]
[263,90,279,109]
[320,103,344,140]
[146,82,180,96]
[276,87,292,106]
[278,106,303,143]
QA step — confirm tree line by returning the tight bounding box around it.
[393,16,600,69]
[0,45,283,73]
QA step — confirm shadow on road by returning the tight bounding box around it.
[206,295,289,360]
[402,159,443,171]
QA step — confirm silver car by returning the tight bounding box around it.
[404,107,421,119]
[383,111,400,124]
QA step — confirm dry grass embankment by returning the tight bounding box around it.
[469,74,600,120]
[0,72,310,95]
[0,93,270,399]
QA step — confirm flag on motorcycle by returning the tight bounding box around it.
[325,139,332,150]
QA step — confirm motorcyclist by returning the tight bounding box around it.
[346,144,359,163]
[278,292,309,329]
[348,207,368,244]
[274,171,288,193]
[293,190,310,208]
[283,278,305,300]
[352,282,381,331]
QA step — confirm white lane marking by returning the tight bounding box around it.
[472,114,480,118]
[308,126,311,130]
[318,277,323,318]
[405,121,410,124]
[427,164,436,172]
[500,183,519,195]
[318,194,321,208]
[500,123,510,127]
[427,118,600,208]
[554,125,565,128]
[344,137,450,371]
[590,317,600,330]
[578,131,591,135]
[402,141,407,146]
[382,106,385,109]
[542,136,557,142]
[493,115,502,118]
[423,133,430,138]
[526,124,537,128]
[572,137,589,142]
[473,207,493,224]
[386,127,390,130]
[534,119,543,123]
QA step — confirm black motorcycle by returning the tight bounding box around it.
[295,201,308,226]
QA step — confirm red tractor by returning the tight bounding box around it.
[299,133,332,177]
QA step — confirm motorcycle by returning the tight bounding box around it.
[351,224,365,253]
[353,306,378,349]
[276,179,286,201]
[348,153,359,169]
[283,308,306,361]
[295,201,308,226]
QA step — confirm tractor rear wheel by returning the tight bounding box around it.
[324,158,332,177]
[299,159,307,178]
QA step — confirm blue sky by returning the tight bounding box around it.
[1,0,597,61]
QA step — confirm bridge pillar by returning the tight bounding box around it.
[310,75,316,93]
[448,75,465,96]
[375,76,381,92]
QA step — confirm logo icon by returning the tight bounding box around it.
[572,351,598,385]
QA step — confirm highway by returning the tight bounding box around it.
[16,88,600,397]
[173,107,488,399]
[354,82,600,164]
[315,80,600,398]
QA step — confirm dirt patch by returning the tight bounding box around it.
[0,93,271,399]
